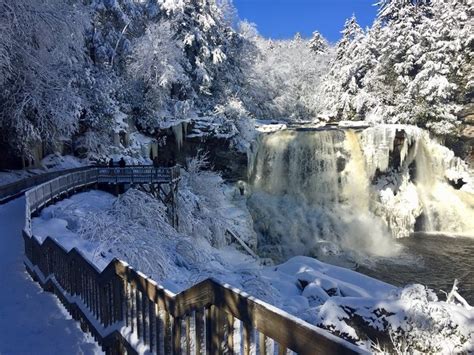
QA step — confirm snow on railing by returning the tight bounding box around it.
[20,166,363,354]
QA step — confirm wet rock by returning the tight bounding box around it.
[156,122,248,181]
[390,129,407,168]
[414,213,427,232]
[336,156,346,172]
[447,178,466,190]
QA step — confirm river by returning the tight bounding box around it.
[358,233,474,304]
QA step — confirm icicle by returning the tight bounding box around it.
[172,122,185,150]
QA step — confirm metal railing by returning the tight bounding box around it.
[0,166,181,204]
[0,167,92,203]
[19,167,363,354]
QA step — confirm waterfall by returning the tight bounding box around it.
[250,129,344,205]
[247,125,474,263]
[413,134,474,235]
[248,128,397,263]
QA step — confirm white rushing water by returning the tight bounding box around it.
[248,125,474,263]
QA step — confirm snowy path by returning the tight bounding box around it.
[0,198,101,355]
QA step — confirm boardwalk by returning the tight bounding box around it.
[0,198,102,354]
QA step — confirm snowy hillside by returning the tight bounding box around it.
[2,0,470,168]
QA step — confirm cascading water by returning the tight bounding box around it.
[363,125,474,238]
[412,136,474,235]
[247,125,474,264]
[248,128,398,264]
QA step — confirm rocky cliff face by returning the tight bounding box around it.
[155,121,248,182]
[457,103,474,166]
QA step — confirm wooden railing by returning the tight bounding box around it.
[20,168,363,354]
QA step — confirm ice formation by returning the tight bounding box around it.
[248,125,474,262]
[172,121,188,150]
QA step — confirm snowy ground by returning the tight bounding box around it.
[0,198,102,354]
[31,186,474,353]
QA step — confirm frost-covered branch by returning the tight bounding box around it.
[445,279,472,310]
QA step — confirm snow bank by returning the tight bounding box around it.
[31,186,474,352]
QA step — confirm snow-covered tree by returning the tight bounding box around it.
[0,0,87,164]
[241,32,334,121]
[377,0,433,23]
[128,20,190,130]
[309,31,329,54]
[126,0,253,133]
[319,0,472,135]
[217,0,239,27]
[336,15,364,59]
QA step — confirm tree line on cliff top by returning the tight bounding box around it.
[0,0,471,164]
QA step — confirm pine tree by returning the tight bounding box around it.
[128,0,254,130]
[336,15,364,59]
[377,0,433,23]
[309,31,329,54]
[319,0,472,135]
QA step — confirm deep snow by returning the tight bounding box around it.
[0,197,102,354]
[32,189,474,352]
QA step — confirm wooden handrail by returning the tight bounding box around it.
[20,167,364,354]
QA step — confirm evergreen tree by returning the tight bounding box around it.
[319,0,472,135]
[309,31,329,54]
[336,15,363,59]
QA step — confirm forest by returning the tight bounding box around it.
[0,0,471,169]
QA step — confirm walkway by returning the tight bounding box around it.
[0,197,102,354]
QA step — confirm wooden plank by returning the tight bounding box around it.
[155,303,161,355]
[124,282,130,327]
[278,344,287,355]
[226,313,235,355]
[185,315,191,355]
[259,332,267,355]
[149,299,155,352]
[114,277,124,323]
[136,289,142,340]
[99,283,106,326]
[242,322,251,355]
[195,309,205,355]
[163,311,172,355]
[142,289,148,345]
[205,307,212,355]
[173,316,181,354]
[209,305,223,355]
[131,286,136,333]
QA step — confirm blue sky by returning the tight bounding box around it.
[233,0,378,43]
